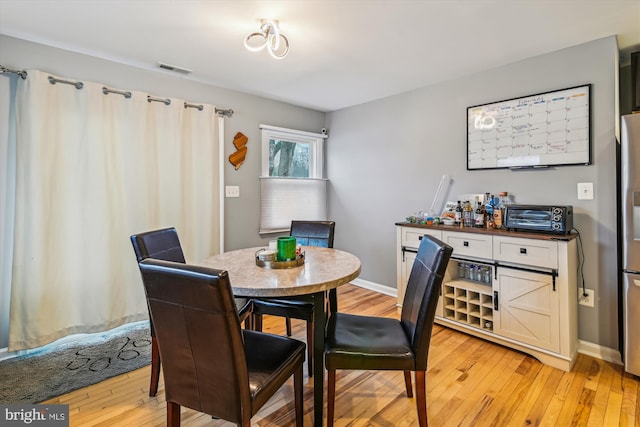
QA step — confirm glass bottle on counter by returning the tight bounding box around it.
[474,201,484,227]
[484,193,494,226]
[494,192,510,229]
[463,201,473,227]
[454,201,462,225]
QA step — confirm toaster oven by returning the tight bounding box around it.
[504,205,573,234]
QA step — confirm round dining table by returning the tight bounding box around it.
[201,246,361,426]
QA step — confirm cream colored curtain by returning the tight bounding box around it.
[7,70,220,351]
[0,75,17,350]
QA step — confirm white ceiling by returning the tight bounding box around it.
[1,0,639,112]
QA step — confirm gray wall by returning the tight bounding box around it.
[326,36,619,349]
[0,35,326,252]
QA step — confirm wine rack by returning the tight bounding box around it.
[442,258,494,332]
[442,281,494,332]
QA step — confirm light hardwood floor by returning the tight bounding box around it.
[43,284,640,426]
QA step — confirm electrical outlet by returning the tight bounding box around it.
[225,186,240,198]
[578,288,595,307]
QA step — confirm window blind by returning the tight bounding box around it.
[260,177,327,234]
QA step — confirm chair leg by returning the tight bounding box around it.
[328,288,338,314]
[286,317,292,336]
[294,363,304,427]
[253,313,263,332]
[239,310,253,330]
[150,336,161,397]
[404,371,413,397]
[327,370,336,427]
[167,401,180,427]
[306,320,314,377]
[415,370,428,427]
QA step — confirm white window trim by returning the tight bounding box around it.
[259,124,327,179]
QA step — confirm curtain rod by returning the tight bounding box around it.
[0,64,234,117]
[0,65,27,79]
[215,108,234,118]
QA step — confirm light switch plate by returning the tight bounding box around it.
[225,186,240,198]
[577,182,593,200]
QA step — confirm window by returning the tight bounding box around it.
[259,125,328,234]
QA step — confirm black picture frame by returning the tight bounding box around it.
[467,84,592,170]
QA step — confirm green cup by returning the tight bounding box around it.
[277,236,297,261]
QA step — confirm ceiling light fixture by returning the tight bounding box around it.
[244,19,289,59]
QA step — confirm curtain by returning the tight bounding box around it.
[6,70,220,351]
[0,74,17,350]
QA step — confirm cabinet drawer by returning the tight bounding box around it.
[493,236,558,269]
[442,231,492,259]
[402,227,442,249]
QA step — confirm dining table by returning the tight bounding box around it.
[201,245,361,426]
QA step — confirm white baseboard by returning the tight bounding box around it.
[578,340,623,365]
[350,278,397,298]
[349,279,624,366]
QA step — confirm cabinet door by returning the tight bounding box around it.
[494,267,560,352]
[399,250,417,305]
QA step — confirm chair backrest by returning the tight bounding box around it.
[138,258,251,423]
[290,220,335,248]
[130,227,186,263]
[400,235,453,370]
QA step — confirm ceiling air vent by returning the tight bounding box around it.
[157,62,192,75]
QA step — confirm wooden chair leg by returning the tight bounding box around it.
[404,371,413,398]
[253,313,263,332]
[286,317,292,336]
[294,364,304,427]
[306,320,314,377]
[327,370,336,427]
[415,370,428,427]
[167,401,180,427]
[240,310,252,330]
[150,336,161,397]
[328,288,338,314]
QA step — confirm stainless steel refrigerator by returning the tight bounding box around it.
[621,113,640,376]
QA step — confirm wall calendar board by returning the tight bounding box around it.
[467,84,591,170]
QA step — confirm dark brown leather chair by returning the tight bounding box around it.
[252,220,335,377]
[130,227,253,396]
[324,235,453,427]
[138,258,305,427]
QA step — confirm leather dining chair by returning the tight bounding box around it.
[252,220,335,377]
[324,235,453,427]
[138,258,305,427]
[130,227,253,397]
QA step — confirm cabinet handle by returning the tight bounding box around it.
[463,241,469,247]
[520,248,527,254]
[401,246,418,262]
[494,291,499,311]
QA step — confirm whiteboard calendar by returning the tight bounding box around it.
[467,84,591,170]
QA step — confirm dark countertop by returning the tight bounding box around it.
[395,222,578,241]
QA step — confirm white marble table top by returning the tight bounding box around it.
[201,246,361,297]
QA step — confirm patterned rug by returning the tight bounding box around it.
[0,321,151,403]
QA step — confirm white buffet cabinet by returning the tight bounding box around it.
[396,223,578,371]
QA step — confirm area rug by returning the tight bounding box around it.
[0,321,151,403]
